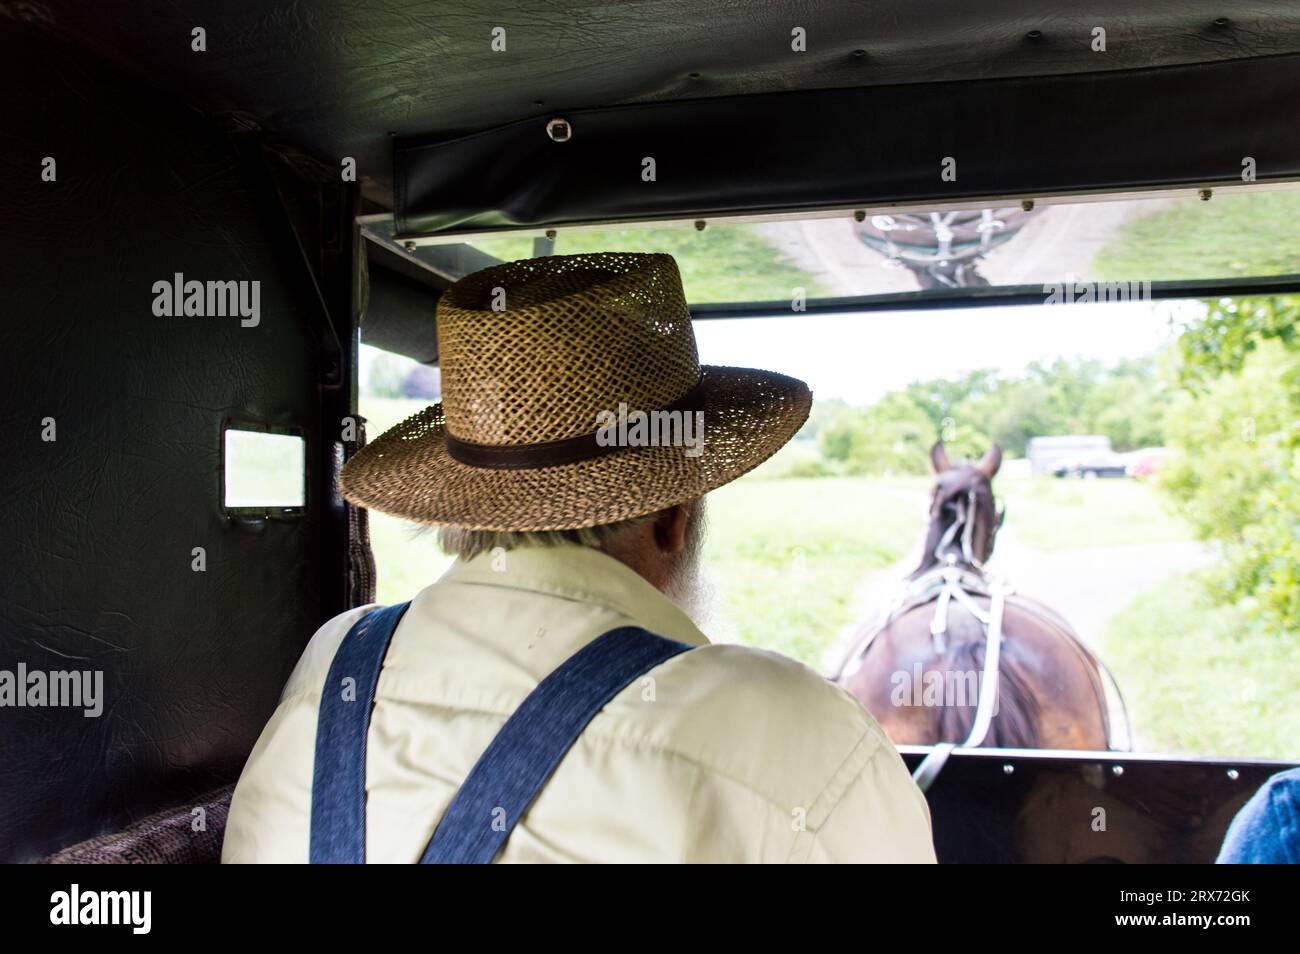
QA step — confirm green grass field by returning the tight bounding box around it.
[997,474,1192,550]
[702,475,922,661]
[1094,190,1300,280]
[468,224,833,303]
[1102,573,1300,760]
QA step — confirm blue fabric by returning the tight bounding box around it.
[1216,767,1300,864]
[308,605,690,864]
[421,626,690,863]
[309,602,412,864]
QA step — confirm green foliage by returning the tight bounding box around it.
[952,377,1052,457]
[1174,296,1300,390]
[1083,374,1168,451]
[902,368,1001,427]
[817,392,939,475]
[469,224,832,303]
[747,438,838,479]
[363,351,414,399]
[815,354,1172,475]
[1240,473,1300,628]
[1161,328,1300,631]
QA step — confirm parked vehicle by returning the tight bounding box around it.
[1127,447,1171,479]
[1052,454,1130,479]
[1029,435,1115,476]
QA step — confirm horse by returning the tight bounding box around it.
[832,441,1126,785]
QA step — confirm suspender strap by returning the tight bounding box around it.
[309,602,412,864]
[309,607,690,864]
[420,626,690,864]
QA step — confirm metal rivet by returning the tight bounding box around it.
[1111,764,1124,776]
[545,118,573,143]
[403,240,417,252]
[544,229,557,241]
[1227,768,1240,781]
[853,209,866,222]
[694,220,706,231]
[1026,30,1043,40]
[1002,763,1015,775]
[1199,188,1213,201]
[1021,199,1035,212]
[1214,17,1230,27]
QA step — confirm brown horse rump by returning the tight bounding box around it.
[836,579,1115,751]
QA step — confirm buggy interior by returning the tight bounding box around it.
[4,1,1299,864]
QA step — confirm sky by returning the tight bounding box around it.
[692,300,1180,406]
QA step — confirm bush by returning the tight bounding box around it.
[1161,333,1300,631]
[817,394,936,475]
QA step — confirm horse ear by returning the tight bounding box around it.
[930,440,952,474]
[976,444,1003,479]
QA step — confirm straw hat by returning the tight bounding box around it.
[340,252,811,530]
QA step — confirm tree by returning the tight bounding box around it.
[363,350,411,399]
[954,378,1053,457]
[1174,296,1300,389]
[817,394,952,475]
[1161,326,1300,631]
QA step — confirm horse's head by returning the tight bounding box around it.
[915,440,1005,575]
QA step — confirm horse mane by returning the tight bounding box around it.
[935,639,1041,749]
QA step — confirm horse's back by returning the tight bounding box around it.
[837,590,1110,750]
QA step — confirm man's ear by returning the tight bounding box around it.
[653,504,692,555]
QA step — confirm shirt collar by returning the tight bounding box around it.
[438,542,710,648]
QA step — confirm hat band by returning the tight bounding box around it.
[445,377,705,471]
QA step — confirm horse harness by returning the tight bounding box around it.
[843,489,1128,792]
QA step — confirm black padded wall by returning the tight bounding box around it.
[0,24,332,861]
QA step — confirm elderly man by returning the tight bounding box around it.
[223,252,935,863]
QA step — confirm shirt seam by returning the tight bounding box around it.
[678,761,703,864]
[781,728,880,863]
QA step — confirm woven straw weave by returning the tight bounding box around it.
[439,252,700,445]
[341,252,811,531]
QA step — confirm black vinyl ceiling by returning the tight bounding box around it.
[31,1,1300,207]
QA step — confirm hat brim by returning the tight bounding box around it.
[339,365,812,531]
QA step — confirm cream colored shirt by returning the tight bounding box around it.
[223,543,935,863]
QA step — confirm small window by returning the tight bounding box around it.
[222,424,306,514]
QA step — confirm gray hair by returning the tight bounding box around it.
[437,512,657,561]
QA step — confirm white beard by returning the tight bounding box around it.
[661,500,738,642]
